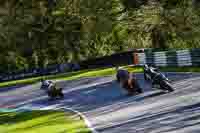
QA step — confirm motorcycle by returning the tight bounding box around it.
[116,69,143,96]
[47,87,64,100]
[40,80,64,100]
[143,65,174,92]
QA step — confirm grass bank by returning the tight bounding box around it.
[0,67,115,88]
[0,66,200,88]
[0,110,91,133]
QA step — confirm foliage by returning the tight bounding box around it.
[0,0,199,72]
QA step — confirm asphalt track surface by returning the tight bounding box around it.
[1,72,200,133]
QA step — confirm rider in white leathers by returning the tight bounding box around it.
[41,79,55,91]
[41,78,64,99]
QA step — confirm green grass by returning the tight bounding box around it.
[159,66,200,72]
[0,65,200,88]
[0,77,42,88]
[0,67,119,88]
[0,110,91,133]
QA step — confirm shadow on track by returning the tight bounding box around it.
[98,102,200,133]
[32,80,167,114]
[0,84,29,93]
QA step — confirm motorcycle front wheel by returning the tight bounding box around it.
[161,80,174,92]
[58,88,64,98]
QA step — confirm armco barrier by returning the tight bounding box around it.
[79,49,144,69]
[0,63,80,82]
[134,49,200,67]
[0,49,144,83]
[1,49,199,83]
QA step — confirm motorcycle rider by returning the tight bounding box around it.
[144,64,159,74]
[41,78,55,91]
[40,78,64,99]
[116,68,143,96]
[144,64,160,85]
[143,64,174,92]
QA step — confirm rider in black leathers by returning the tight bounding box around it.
[116,69,143,96]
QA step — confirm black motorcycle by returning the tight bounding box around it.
[47,87,64,100]
[144,65,174,92]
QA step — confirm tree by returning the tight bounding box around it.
[0,0,200,72]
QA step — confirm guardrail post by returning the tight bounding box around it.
[133,53,139,65]
[135,53,146,65]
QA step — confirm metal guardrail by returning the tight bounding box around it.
[135,49,200,67]
[1,49,200,83]
[0,63,80,82]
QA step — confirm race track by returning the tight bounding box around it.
[1,73,200,133]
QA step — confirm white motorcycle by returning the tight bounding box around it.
[40,79,64,100]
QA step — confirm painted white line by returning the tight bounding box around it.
[62,107,99,133]
[14,77,114,108]
[18,104,99,133]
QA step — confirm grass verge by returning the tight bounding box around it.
[0,110,91,133]
[0,67,114,88]
[159,66,200,72]
[0,66,200,88]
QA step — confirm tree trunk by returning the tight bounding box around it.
[151,27,167,49]
[7,0,16,17]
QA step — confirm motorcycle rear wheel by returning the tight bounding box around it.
[58,88,64,98]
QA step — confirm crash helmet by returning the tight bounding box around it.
[144,64,149,69]
[116,69,130,82]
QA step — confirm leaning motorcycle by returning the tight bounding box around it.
[144,65,174,92]
[40,80,64,100]
[47,87,64,100]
